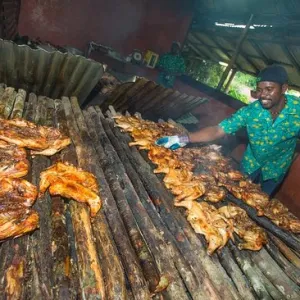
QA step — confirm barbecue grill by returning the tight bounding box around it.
[0,83,299,299]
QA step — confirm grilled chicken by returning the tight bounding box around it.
[0,140,29,178]
[176,200,234,255]
[0,210,39,240]
[39,162,101,217]
[219,180,269,216]
[0,178,38,206]
[0,178,38,240]
[148,145,194,173]
[219,204,267,250]
[263,199,300,233]
[0,118,71,156]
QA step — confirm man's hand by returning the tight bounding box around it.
[155,135,188,150]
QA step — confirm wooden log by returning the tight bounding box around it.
[10,89,26,119]
[0,87,16,118]
[67,97,150,299]
[268,233,300,268]
[85,107,200,299]
[108,113,241,300]
[0,83,6,98]
[51,99,78,299]
[0,89,32,300]
[217,247,257,300]
[226,194,300,251]
[228,241,274,300]
[105,111,227,300]
[249,248,300,298]
[265,237,300,285]
[84,110,160,293]
[56,98,128,300]
[27,96,53,299]
[62,97,106,299]
[23,93,37,122]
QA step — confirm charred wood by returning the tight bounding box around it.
[28,96,53,299]
[265,237,300,285]
[0,92,32,300]
[226,194,300,251]
[107,113,241,300]
[268,233,300,269]
[85,107,199,299]
[0,87,16,118]
[249,248,300,298]
[67,98,150,299]
[10,89,26,119]
[62,97,106,299]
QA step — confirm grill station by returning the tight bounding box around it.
[0,83,299,300]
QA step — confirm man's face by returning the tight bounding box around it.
[256,81,288,109]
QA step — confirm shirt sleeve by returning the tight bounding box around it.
[219,106,249,134]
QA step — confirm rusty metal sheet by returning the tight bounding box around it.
[0,39,104,104]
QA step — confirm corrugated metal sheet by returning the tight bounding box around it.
[0,39,104,103]
[101,78,208,120]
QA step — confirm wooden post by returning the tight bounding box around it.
[217,14,254,90]
[224,69,237,92]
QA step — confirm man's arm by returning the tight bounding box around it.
[188,125,226,143]
[156,106,250,150]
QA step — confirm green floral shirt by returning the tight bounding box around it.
[157,53,185,87]
[219,95,300,181]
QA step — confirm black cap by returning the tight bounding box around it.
[257,65,288,85]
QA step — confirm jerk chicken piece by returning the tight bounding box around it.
[219,204,268,251]
[0,177,38,207]
[193,174,226,203]
[176,200,234,255]
[163,168,194,188]
[148,145,194,173]
[263,199,300,233]
[39,162,101,217]
[0,178,39,240]
[163,168,205,202]
[170,182,206,202]
[0,118,71,156]
[0,140,29,178]
[0,210,39,241]
[219,179,269,216]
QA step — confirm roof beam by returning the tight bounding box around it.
[190,32,259,73]
[186,42,210,60]
[206,34,259,73]
[217,13,254,90]
[187,35,226,62]
[186,42,220,64]
[248,39,269,67]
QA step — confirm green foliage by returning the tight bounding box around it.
[185,58,255,103]
[185,59,224,88]
[228,89,249,104]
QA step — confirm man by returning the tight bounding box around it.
[156,41,186,88]
[156,65,300,195]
